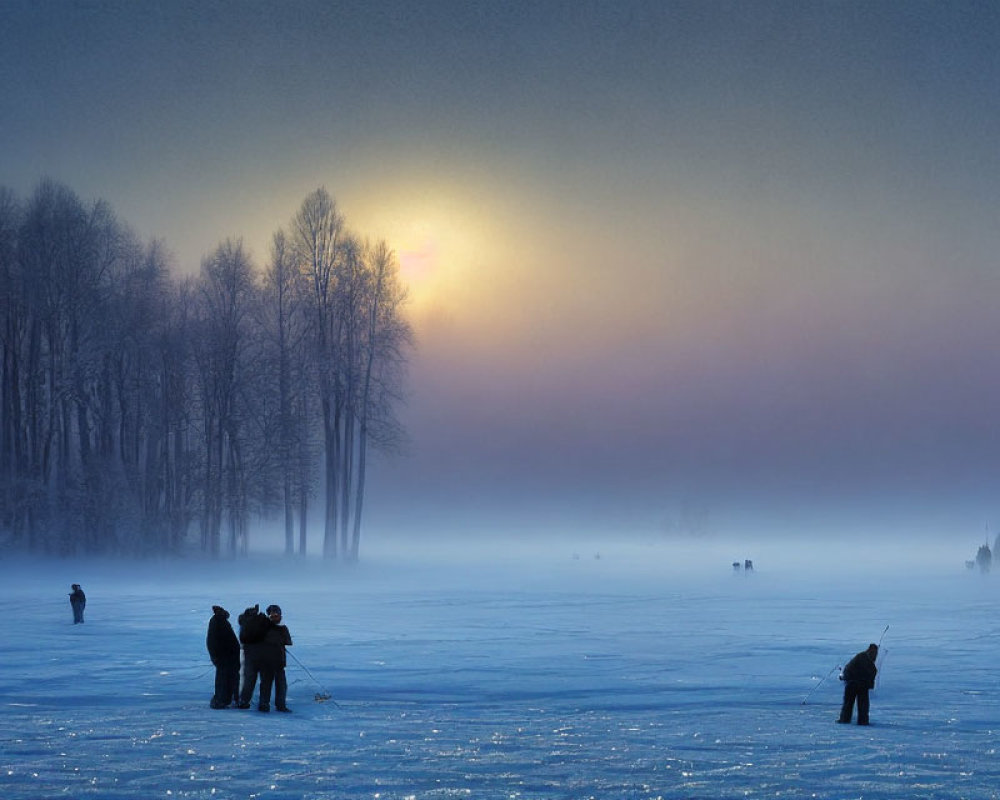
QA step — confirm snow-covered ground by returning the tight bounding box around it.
[1,538,998,799]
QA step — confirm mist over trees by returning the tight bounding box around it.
[0,181,411,560]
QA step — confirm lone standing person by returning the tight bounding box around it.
[838,643,878,725]
[69,584,86,624]
[207,605,241,709]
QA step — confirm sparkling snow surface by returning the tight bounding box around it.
[1,540,998,799]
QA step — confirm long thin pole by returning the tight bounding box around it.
[801,663,840,705]
[287,650,342,708]
[875,624,889,689]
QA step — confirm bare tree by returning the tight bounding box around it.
[15,181,121,553]
[192,238,257,557]
[288,188,347,559]
[2,181,190,555]
[1,180,411,561]
[0,187,24,544]
[349,238,412,559]
[258,230,315,555]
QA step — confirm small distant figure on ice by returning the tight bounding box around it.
[838,643,878,726]
[732,559,754,572]
[69,584,86,624]
[975,543,992,573]
[207,605,241,709]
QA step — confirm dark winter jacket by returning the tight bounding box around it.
[238,606,269,645]
[261,622,293,668]
[69,587,86,608]
[207,606,241,666]
[841,649,878,690]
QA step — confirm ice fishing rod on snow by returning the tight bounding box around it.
[287,650,341,707]
[801,663,840,705]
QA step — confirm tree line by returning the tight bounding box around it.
[0,181,411,559]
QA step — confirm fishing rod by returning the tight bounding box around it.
[801,662,840,705]
[874,624,889,690]
[287,650,341,708]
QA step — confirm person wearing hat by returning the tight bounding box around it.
[69,584,86,624]
[256,604,293,712]
[837,643,879,725]
[207,605,241,709]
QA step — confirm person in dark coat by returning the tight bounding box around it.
[838,643,878,725]
[237,604,268,709]
[69,584,86,624]
[207,605,241,709]
[255,604,293,713]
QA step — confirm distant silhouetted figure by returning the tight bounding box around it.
[69,584,86,624]
[744,559,753,571]
[976,544,992,573]
[732,561,741,571]
[838,643,878,725]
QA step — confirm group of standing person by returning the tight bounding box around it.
[206,603,293,712]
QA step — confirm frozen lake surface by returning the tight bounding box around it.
[1,539,998,799]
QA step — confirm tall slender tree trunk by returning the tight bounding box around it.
[298,489,308,556]
[351,420,367,561]
[283,474,294,556]
[340,404,353,558]
[322,397,337,558]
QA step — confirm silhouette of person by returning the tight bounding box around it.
[838,643,878,725]
[69,584,86,624]
[207,605,241,709]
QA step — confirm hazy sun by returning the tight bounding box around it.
[346,178,504,323]
[399,236,440,285]
[378,207,481,313]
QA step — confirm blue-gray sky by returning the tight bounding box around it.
[4,1,1000,542]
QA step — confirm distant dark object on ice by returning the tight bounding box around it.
[69,584,86,624]
[732,559,754,572]
[975,544,992,573]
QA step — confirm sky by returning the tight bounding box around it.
[3,1,1000,545]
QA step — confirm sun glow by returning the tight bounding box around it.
[348,184,502,321]
[399,237,440,285]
